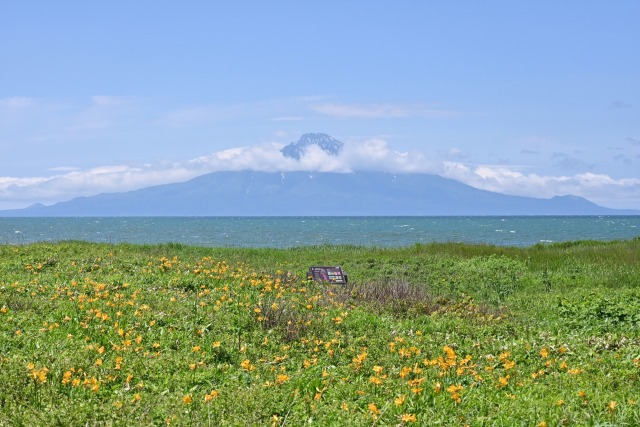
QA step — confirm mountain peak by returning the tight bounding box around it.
[281,133,343,160]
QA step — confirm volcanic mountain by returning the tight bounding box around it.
[1,133,638,216]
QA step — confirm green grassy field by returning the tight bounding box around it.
[1,239,639,426]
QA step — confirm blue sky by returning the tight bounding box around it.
[1,1,639,210]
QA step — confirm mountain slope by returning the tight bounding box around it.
[1,171,637,216]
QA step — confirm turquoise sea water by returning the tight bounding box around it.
[2,216,640,248]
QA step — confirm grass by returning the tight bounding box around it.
[0,238,639,426]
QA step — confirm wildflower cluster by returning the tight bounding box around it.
[0,242,637,425]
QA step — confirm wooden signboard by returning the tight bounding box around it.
[307,266,348,285]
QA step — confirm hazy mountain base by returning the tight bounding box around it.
[0,239,639,425]
[2,171,638,216]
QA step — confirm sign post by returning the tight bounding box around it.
[307,266,348,285]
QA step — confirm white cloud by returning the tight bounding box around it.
[0,97,37,129]
[310,102,457,119]
[48,166,81,172]
[187,139,438,174]
[158,98,316,127]
[0,139,436,209]
[441,162,640,209]
[269,116,306,122]
[339,139,438,173]
[0,97,33,109]
[91,96,129,107]
[441,147,470,161]
[1,140,639,211]
[0,164,203,210]
[0,96,149,150]
[158,106,229,127]
[157,98,454,126]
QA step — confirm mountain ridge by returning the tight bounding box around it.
[1,170,637,217]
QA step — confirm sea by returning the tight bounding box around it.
[1,216,640,248]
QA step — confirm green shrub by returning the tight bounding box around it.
[558,289,640,332]
[452,255,526,304]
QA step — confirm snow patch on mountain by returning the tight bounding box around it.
[281,133,344,160]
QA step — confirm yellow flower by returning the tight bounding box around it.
[399,366,412,378]
[540,348,549,359]
[446,384,463,403]
[275,374,289,384]
[352,350,367,369]
[443,345,456,358]
[503,359,516,370]
[204,390,219,402]
[28,365,49,384]
[62,370,72,385]
[183,394,192,405]
[497,375,510,388]
[446,384,463,393]
[400,413,417,423]
[240,359,255,371]
[608,401,617,412]
[369,376,383,386]
[368,403,380,416]
[394,394,406,406]
[314,386,327,401]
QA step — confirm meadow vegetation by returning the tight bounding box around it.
[1,238,639,426]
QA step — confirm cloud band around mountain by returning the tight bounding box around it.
[1,139,639,211]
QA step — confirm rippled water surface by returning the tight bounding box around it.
[2,216,639,248]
